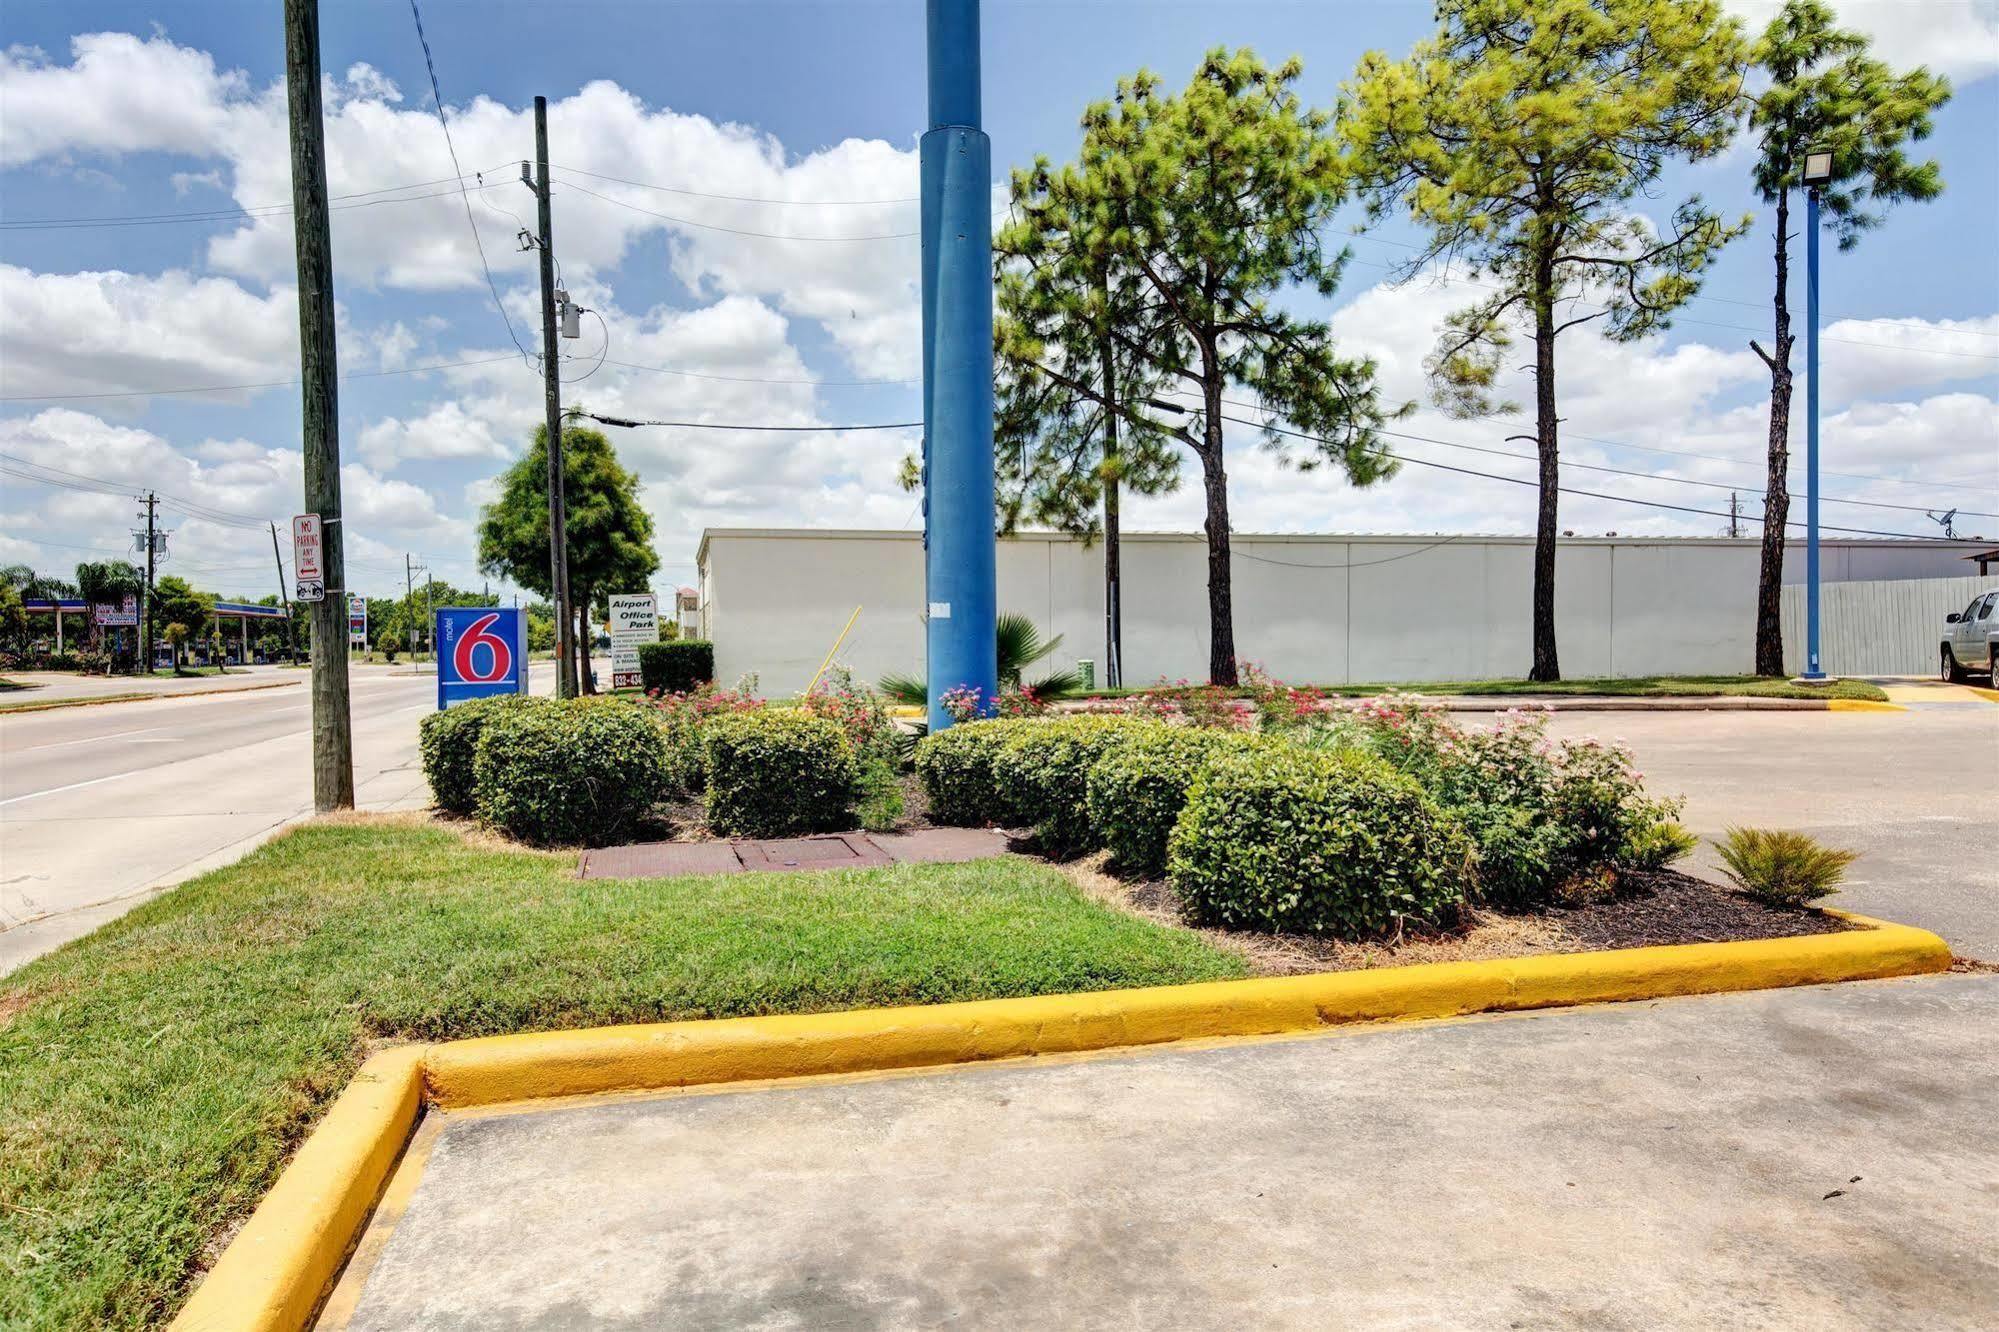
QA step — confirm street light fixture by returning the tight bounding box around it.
[1797,146,1833,681]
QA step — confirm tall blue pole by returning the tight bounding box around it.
[920,0,998,729]
[1803,187,1825,680]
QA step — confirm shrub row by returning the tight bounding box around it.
[701,709,859,837]
[912,704,1689,940]
[637,639,714,694]
[1168,745,1475,936]
[419,690,866,846]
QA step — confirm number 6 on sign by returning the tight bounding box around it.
[435,606,529,709]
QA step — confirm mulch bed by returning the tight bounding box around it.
[1552,868,1849,950]
[1049,855,1852,979]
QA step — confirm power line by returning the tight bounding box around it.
[0,354,522,404]
[1362,425,1999,520]
[1184,390,1997,506]
[1230,534,1474,570]
[1343,254,1999,363]
[0,176,513,231]
[602,357,916,387]
[559,180,919,241]
[549,164,919,207]
[1216,413,1969,542]
[407,0,536,367]
[1339,228,1999,342]
[577,409,919,432]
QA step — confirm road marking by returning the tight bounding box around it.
[0,769,139,808]
[15,725,170,752]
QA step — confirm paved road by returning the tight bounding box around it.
[0,667,440,974]
[0,663,307,705]
[1541,701,1998,960]
[328,973,1999,1331]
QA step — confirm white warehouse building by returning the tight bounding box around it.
[694,529,1992,695]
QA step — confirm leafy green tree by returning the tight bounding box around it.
[987,153,1180,689]
[0,580,28,646]
[1743,0,1949,675]
[1000,49,1401,687]
[150,575,212,668]
[1343,0,1749,680]
[477,424,658,694]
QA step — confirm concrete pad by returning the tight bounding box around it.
[735,834,892,872]
[576,841,743,879]
[328,974,1999,1331]
[870,826,1011,864]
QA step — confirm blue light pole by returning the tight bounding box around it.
[1800,147,1833,681]
[920,0,998,729]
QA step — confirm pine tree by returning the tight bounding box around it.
[1745,0,1949,675]
[1343,0,1749,680]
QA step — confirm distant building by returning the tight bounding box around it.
[695,528,1992,692]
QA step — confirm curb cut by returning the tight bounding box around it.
[168,912,1950,1332]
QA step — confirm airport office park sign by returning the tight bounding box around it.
[608,593,658,690]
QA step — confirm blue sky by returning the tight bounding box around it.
[2,0,1995,602]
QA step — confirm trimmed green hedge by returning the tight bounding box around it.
[637,639,714,694]
[912,719,1037,827]
[418,694,548,814]
[1085,727,1262,877]
[702,709,859,837]
[990,715,1155,857]
[473,698,670,846]
[1168,745,1475,937]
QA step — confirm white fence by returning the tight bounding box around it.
[699,529,1991,694]
[1782,575,1990,676]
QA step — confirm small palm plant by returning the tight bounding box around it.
[881,612,1082,704]
[1712,827,1859,908]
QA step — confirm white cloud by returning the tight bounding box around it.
[0,32,246,166]
[0,409,474,590]
[1,39,924,375]
[0,264,298,402]
[1725,1,1999,84]
[357,401,508,470]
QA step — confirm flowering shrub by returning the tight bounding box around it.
[801,667,905,830]
[939,685,986,723]
[938,684,1048,722]
[1301,700,1682,908]
[643,683,761,795]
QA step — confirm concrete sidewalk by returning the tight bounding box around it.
[327,973,1999,1331]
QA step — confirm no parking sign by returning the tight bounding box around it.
[435,607,529,710]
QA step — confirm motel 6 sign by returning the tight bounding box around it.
[435,606,529,710]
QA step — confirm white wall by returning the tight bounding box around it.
[1782,574,1993,676]
[698,529,1993,695]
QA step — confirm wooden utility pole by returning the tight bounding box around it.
[270,522,297,662]
[284,0,354,810]
[140,492,158,675]
[532,95,575,698]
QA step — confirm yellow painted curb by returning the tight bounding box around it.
[1826,699,1907,713]
[172,913,1949,1330]
[169,1048,426,1332]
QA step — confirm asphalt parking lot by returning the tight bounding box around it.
[1541,697,1997,959]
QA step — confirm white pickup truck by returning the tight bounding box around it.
[1940,587,1998,682]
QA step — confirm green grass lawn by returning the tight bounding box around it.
[1076,674,1889,702]
[0,820,1241,1331]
